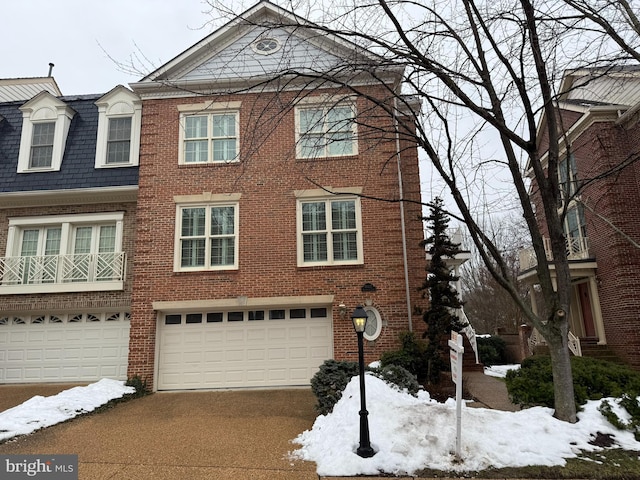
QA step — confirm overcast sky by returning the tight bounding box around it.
[2,0,251,95]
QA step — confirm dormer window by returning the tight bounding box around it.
[30,122,56,168]
[95,86,141,168]
[17,92,75,173]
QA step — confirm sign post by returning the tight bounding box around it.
[448,331,464,460]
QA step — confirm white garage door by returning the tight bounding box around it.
[0,312,130,383]
[157,307,333,390]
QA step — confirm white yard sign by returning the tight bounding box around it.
[448,331,464,460]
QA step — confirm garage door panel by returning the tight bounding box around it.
[157,308,333,390]
[0,316,130,383]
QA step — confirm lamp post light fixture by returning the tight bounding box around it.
[351,305,376,458]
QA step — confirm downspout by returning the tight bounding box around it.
[393,97,413,332]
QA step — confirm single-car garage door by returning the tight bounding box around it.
[157,306,333,390]
[0,312,130,383]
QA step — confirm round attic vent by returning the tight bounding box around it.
[252,37,281,55]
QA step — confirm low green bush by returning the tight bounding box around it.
[380,331,429,382]
[311,360,359,415]
[126,375,150,398]
[477,336,508,366]
[505,356,640,409]
[599,394,640,441]
[311,360,421,415]
[370,364,421,396]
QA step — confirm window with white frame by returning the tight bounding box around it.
[176,203,239,271]
[180,112,239,164]
[17,92,75,173]
[94,87,141,168]
[297,196,363,266]
[296,102,356,159]
[1,212,125,291]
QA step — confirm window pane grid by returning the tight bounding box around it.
[301,199,358,264]
[106,117,132,164]
[298,105,354,158]
[183,113,238,163]
[29,122,55,168]
[179,205,237,269]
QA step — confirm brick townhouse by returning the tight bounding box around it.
[0,79,140,382]
[519,67,640,368]
[125,1,425,390]
[0,2,426,388]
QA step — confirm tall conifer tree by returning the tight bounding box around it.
[421,197,465,383]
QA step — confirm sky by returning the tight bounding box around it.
[2,0,245,95]
[2,370,639,477]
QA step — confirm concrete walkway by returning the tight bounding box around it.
[464,370,520,411]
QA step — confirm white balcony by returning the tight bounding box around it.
[519,236,591,271]
[0,252,126,294]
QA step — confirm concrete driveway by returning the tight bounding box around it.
[0,386,319,479]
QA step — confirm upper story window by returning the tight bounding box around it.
[295,100,357,159]
[174,193,241,271]
[180,111,239,164]
[559,154,579,204]
[1,212,125,294]
[296,190,363,267]
[95,86,142,168]
[17,92,75,173]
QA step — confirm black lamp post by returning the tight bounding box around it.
[351,305,376,458]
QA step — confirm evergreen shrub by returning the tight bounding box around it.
[310,360,421,415]
[380,331,429,382]
[505,356,640,409]
[477,336,508,366]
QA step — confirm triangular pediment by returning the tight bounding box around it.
[132,1,400,95]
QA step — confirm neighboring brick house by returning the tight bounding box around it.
[127,1,426,390]
[0,80,140,382]
[518,67,640,368]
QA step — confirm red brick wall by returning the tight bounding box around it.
[0,201,136,313]
[532,108,640,368]
[129,87,427,384]
[574,121,640,368]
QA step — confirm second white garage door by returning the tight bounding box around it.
[156,306,333,390]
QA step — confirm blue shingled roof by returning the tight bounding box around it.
[0,94,138,194]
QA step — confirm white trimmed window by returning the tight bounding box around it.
[295,102,356,159]
[180,111,239,164]
[297,196,363,266]
[17,92,75,173]
[95,87,142,168]
[175,203,239,271]
[1,212,125,294]
[363,305,382,341]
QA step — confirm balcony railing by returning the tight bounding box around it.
[0,252,126,287]
[519,236,590,271]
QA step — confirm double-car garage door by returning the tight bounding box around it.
[157,306,333,390]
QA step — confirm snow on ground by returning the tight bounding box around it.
[1,374,639,477]
[0,379,134,442]
[291,374,640,477]
[484,364,521,378]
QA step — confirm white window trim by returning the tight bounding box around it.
[95,87,142,168]
[17,92,75,173]
[174,200,240,272]
[178,101,241,165]
[363,306,383,341]
[296,190,363,267]
[294,97,358,159]
[2,212,125,294]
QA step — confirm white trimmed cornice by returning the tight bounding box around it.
[153,294,335,312]
[0,186,138,209]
